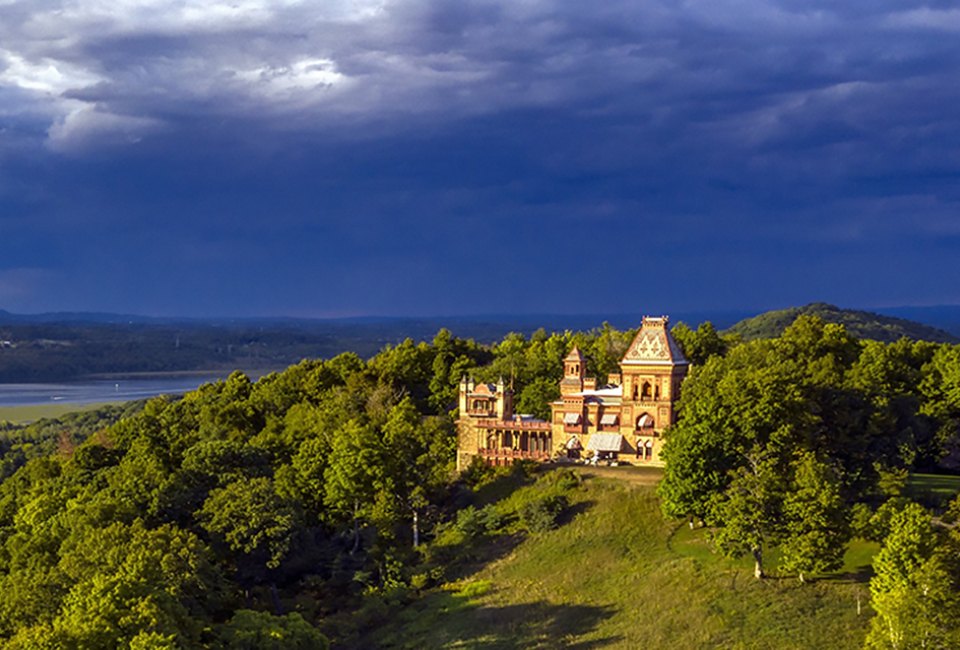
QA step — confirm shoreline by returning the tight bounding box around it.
[80,367,282,381]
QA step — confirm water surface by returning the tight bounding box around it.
[0,374,233,407]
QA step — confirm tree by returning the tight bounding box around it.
[866,502,960,649]
[919,344,960,469]
[200,477,299,575]
[709,456,783,579]
[379,399,454,548]
[323,420,382,553]
[51,521,220,649]
[516,377,559,421]
[215,610,328,650]
[779,452,849,582]
[670,321,727,366]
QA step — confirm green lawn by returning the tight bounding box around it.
[906,473,960,508]
[360,474,873,649]
[0,401,121,424]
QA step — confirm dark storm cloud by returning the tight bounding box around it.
[0,0,959,315]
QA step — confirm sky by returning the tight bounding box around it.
[1,0,960,318]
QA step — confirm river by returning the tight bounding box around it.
[0,373,245,407]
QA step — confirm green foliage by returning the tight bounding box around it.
[660,315,942,579]
[517,494,569,533]
[866,502,960,649]
[727,302,958,345]
[515,377,559,420]
[200,477,299,571]
[779,453,849,581]
[2,316,960,648]
[216,610,329,650]
[670,320,728,366]
[453,505,506,538]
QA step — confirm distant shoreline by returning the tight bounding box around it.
[81,367,282,381]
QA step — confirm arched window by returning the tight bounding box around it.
[641,381,652,399]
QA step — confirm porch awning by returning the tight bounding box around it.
[600,413,619,426]
[586,433,625,452]
[636,413,654,428]
[563,412,582,425]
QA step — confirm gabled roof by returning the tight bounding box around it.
[621,316,689,366]
[564,346,586,362]
[471,383,498,395]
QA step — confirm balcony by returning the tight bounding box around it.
[478,448,552,466]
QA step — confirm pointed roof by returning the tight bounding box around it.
[564,346,586,362]
[621,316,689,366]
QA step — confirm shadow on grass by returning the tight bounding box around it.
[556,499,595,527]
[439,532,528,584]
[820,565,873,585]
[436,500,598,584]
[368,591,620,649]
[341,464,609,648]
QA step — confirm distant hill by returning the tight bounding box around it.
[725,303,960,344]
[873,305,960,338]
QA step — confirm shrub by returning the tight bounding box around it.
[518,494,569,533]
[538,468,580,491]
[455,505,506,538]
[455,579,492,599]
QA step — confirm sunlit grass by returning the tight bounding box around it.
[906,473,960,508]
[0,401,121,424]
[364,475,873,649]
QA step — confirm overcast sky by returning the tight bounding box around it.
[1,0,959,317]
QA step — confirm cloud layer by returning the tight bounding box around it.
[1,0,959,315]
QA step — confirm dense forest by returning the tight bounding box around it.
[0,318,958,647]
[2,303,957,382]
[0,318,555,382]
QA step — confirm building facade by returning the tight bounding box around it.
[456,315,688,471]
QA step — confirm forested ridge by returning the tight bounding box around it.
[0,319,959,647]
[726,302,959,344]
[0,304,955,382]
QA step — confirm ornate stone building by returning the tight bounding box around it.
[455,376,552,471]
[456,316,688,471]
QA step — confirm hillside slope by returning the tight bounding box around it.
[362,471,872,649]
[726,302,959,343]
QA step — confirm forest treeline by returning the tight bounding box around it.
[1,304,956,382]
[0,318,958,647]
[0,319,530,382]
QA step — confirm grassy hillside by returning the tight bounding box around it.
[725,302,959,343]
[355,468,875,649]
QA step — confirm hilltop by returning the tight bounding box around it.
[725,302,959,344]
[356,467,874,649]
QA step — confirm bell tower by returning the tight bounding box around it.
[561,346,587,395]
[619,316,689,462]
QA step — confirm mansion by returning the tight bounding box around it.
[456,316,689,471]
